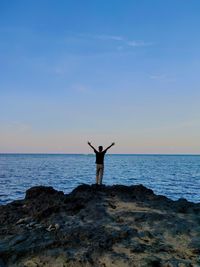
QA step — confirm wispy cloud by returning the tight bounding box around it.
[76,33,153,48]
[127,40,153,47]
[93,34,124,41]
[149,74,167,80]
[148,74,176,82]
[54,67,66,75]
[70,84,90,93]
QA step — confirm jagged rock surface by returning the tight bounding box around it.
[0,184,200,267]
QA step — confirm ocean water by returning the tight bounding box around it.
[0,154,200,204]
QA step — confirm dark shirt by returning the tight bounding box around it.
[95,150,106,164]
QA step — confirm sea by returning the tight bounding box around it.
[0,154,200,205]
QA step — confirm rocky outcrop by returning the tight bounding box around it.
[0,184,200,267]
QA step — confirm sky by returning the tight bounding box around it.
[0,0,200,154]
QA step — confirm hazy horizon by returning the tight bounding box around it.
[1,1,200,154]
[0,152,200,156]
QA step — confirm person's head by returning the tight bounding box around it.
[98,146,103,152]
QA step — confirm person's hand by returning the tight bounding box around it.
[111,142,115,146]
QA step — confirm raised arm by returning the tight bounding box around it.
[104,142,115,152]
[87,142,97,152]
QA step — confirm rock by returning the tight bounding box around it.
[108,201,117,209]
[29,222,37,227]
[34,224,41,227]
[46,224,55,231]
[116,216,124,223]
[138,230,154,239]
[0,183,199,267]
[46,223,60,231]
[9,233,29,246]
[162,258,193,267]
[23,259,38,267]
[154,242,174,253]
[36,205,61,220]
[0,258,6,267]
[25,186,64,200]
[188,237,200,253]
[10,200,23,207]
[55,223,60,230]
[130,242,147,253]
[141,256,161,267]
[176,198,191,213]
[16,217,32,225]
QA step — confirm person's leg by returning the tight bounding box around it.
[99,165,104,185]
[96,164,100,184]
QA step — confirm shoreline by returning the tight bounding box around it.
[1,181,200,206]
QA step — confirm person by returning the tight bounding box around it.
[87,141,115,185]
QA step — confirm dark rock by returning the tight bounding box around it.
[176,198,192,213]
[108,201,116,209]
[0,183,199,266]
[162,258,193,267]
[154,242,174,253]
[25,186,64,200]
[10,200,23,207]
[65,201,85,214]
[138,230,154,239]
[9,233,29,246]
[36,205,60,220]
[0,258,6,267]
[142,256,161,267]
[188,237,200,254]
[130,242,147,253]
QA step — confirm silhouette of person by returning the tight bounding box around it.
[87,142,115,185]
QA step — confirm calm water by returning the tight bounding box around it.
[0,154,200,204]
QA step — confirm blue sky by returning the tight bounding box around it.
[0,0,200,153]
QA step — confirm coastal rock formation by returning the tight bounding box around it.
[0,184,200,267]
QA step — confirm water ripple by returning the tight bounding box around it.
[0,154,200,204]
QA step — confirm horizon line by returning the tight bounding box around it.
[0,152,200,156]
